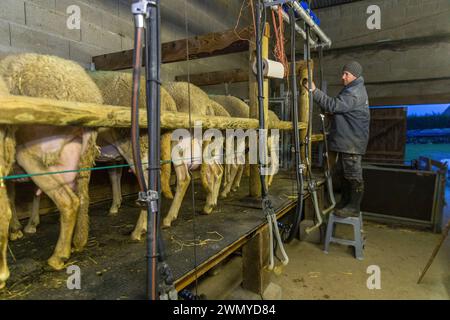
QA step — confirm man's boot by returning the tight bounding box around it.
[335,178,350,210]
[334,179,364,218]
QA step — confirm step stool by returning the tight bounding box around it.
[323,212,365,260]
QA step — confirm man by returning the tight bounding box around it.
[304,61,370,218]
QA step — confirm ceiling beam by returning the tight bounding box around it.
[92,27,252,71]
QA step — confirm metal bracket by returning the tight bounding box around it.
[131,0,156,27]
[131,0,156,15]
[262,196,276,217]
[263,0,294,7]
[138,189,159,212]
[158,261,177,300]
[308,180,317,192]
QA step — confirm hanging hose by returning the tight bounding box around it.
[131,18,146,193]
[320,114,336,215]
[317,44,336,214]
[255,0,288,270]
[284,7,305,243]
[302,22,325,235]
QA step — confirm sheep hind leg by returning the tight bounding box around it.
[161,132,174,200]
[107,166,123,216]
[130,209,147,241]
[73,131,98,252]
[7,182,23,241]
[16,152,79,271]
[24,191,41,234]
[231,164,244,192]
[0,187,12,290]
[47,186,79,270]
[202,162,223,215]
[0,125,16,289]
[220,164,238,199]
[162,164,190,228]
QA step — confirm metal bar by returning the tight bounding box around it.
[291,1,332,47]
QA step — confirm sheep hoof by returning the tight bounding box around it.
[219,192,228,199]
[162,218,172,229]
[0,281,5,290]
[130,229,146,242]
[71,245,84,253]
[108,209,119,217]
[130,233,142,242]
[24,225,37,234]
[47,256,66,271]
[9,230,23,241]
[202,205,214,215]
[162,191,174,200]
[72,235,87,252]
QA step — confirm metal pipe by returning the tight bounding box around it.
[255,0,269,198]
[265,2,317,47]
[145,0,159,301]
[255,0,289,269]
[291,1,332,47]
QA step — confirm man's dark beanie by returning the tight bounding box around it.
[343,61,363,78]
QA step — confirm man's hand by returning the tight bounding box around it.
[302,79,316,92]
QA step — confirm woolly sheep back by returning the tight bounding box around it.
[209,95,249,118]
[89,71,177,112]
[0,53,103,104]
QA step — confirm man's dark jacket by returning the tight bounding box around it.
[312,76,370,155]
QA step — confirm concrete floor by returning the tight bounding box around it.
[259,220,450,300]
[226,187,450,300]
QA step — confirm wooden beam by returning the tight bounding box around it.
[175,68,248,86]
[242,229,270,295]
[92,27,252,71]
[174,61,309,87]
[0,95,307,130]
[298,60,314,167]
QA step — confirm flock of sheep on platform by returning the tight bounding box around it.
[0,53,280,289]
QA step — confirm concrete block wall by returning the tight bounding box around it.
[316,0,449,48]
[159,0,251,97]
[0,0,250,91]
[0,0,135,66]
[314,0,450,104]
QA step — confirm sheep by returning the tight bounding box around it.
[16,76,232,241]
[163,82,228,228]
[0,53,104,290]
[209,95,280,197]
[209,95,249,199]
[88,71,179,240]
[0,77,16,290]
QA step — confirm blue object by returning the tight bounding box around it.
[300,1,320,25]
[179,289,198,300]
[281,1,320,26]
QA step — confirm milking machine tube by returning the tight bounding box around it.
[317,44,336,214]
[131,0,176,301]
[255,0,288,269]
[303,22,324,235]
[284,6,305,243]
